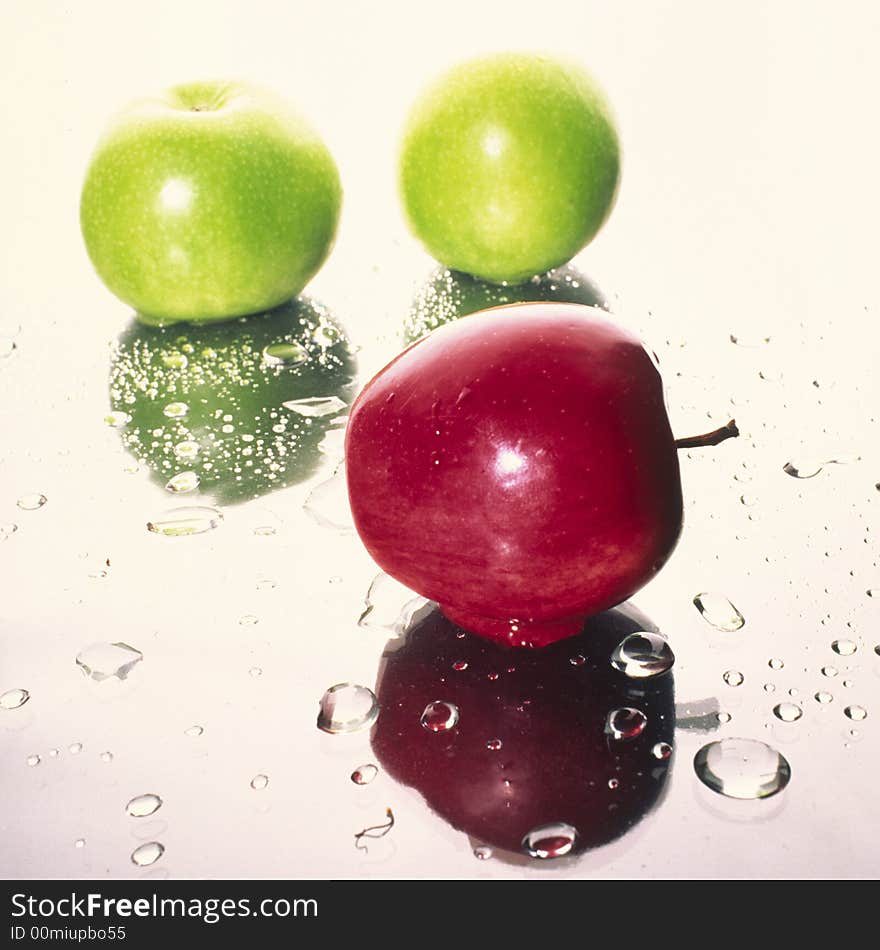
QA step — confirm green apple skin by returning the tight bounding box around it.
[81,80,342,325]
[399,54,621,284]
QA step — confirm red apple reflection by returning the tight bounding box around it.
[371,603,675,859]
[346,303,682,647]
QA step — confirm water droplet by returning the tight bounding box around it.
[184,725,204,737]
[832,639,857,656]
[608,777,620,789]
[351,764,378,785]
[452,661,468,672]
[723,670,744,687]
[486,738,503,751]
[317,684,379,734]
[131,842,164,866]
[249,667,263,678]
[104,411,132,428]
[822,665,838,677]
[74,838,85,849]
[16,493,47,511]
[783,459,823,479]
[303,465,353,532]
[0,688,30,710]
[716,711,732,724]
[358,572,429,637]
[652,742,673,760]
[253,525,277,537]
[161,350,188,369]
[250,774,269,790]
[173,439,200,460]
[420,700,459,733]
[69,742,82,755]
[773,702,803,722]
[569,654,587,667]
[610,632,674,678]
[845,705,868,721]
[521,822,578,859]
[238,615,258,627]
[126,794,163,818]
[163,402,189,418]
[76,642,143,681]
[694,738,791,799]
[815,691,833,704]
[0,522,18,542]
[282,396,347,418]
[473,845,493,860]
[262,341,308,367]
[101,751,114,762]
[165,471,200,494]
[605,707,648,740]
[48,749,59,758]
[769,658,784,670]
[730,333,771,347]
[693,592,745,631]
[26,754,40,767]
[147,506,223,537]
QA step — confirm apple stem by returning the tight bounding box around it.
[675,419,740,450]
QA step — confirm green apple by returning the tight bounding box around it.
[109,297,356,504]
[399,53,621,284]
[81,80,342,325]
[403,263,607,345]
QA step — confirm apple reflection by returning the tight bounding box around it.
[403,263,607,345]
[371,602,674,861]
[108,298,356,504]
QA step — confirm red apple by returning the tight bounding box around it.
[370,603,675,858]
[345,303,682,647]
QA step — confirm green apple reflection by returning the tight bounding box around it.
[403,264,607,345]
[109,298,357,504]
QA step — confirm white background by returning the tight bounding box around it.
[1,0,879,879]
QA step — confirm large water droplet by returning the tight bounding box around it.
[652,741,673,760]
[605,707,648,740]
[351,764,378,786]
[831,639,857,656]
[16,493,47,511]
[126,794,162,817]
[358,572,429,637]
[694,738,791,799]
[250,774,269,790]
[262,341,308,367]
[165,471,200,494]
[773,702,803,722]
[815,691,834,704]
[26,754,41,767]
[317,684,379,734]
[420,700,459,733]
[104,410,132,428]
[723,670,744,687]
[282,395,346,418]
[694,592,745,631]
[610,632,674,678]
[0,688,30,710]
[521,822,578,859]
[163,402,189,419]
[131,842,164,866]
[76,642,143,682]
[173,439,200,460]
[147,506,223,537]
[184,725,204,737]
[303,464,353,532]
[845,705,868,721]
[473,845,493,861]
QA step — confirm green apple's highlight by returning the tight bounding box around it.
[81,80,342,325]
[399,53,621,284]
[109,298,356,504]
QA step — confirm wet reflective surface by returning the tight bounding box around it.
[2,1,879,881]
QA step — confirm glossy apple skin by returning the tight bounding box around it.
[371,603,675,858]
[399,53,621,284]
[81,80,341,325]
[346,303,682,647]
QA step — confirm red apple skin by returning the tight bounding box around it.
[345,303,683,647]
[370,603,675,858]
